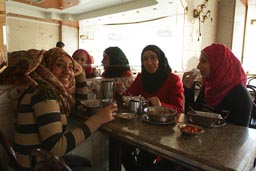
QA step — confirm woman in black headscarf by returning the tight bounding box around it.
[120,45,184,171]
[101,46,132,78]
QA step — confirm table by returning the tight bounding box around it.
[72,111,256,171]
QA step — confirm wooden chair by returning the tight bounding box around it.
[0,130,23,171]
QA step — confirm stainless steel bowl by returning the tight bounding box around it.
[187,111,223,127]
[144,106,177,122]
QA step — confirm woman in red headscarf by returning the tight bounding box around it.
[183,43,252,127]
[72,49,94,78]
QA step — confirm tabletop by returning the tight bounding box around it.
[72,108,256,171]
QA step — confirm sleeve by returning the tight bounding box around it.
[121,70,132,77]
[74,71,91,101]
[184,84,196,113]
[223,85,252,127]
[124,74,141,96]
[31,91,92,157]
[161,75,184,113]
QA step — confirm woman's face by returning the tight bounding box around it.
[142,50,159,73]
[102,53,110,70]
[51,55,74,89]
[75,54,87,66]
[197,53,210,79]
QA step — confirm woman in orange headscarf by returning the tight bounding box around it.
[183,43,252,127]
[2,48,117,170]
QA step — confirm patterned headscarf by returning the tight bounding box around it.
[141,45,172,93]
[0,48,76,115]
[202,43,247,107]
[72,49,93,78]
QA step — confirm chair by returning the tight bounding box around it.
[0,130,23,171]
[30,148,72,171]
[246,84,256,128]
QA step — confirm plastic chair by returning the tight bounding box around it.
[0,130,22,171]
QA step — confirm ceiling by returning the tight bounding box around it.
[6,0,185,24]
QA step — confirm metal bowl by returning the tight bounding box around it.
[187,111,223,127]
[144,106,177,123]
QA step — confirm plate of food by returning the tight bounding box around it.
[116,113,138,120]
[144,106,177,123]
[179,123,204,135]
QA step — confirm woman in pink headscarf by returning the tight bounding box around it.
[72,49,94,78]
[183,43,252,127]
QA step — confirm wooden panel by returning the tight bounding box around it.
[12,0,78,10]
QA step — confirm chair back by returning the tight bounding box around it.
[0,130,22,171]
[246,84,256,128]
[30,148,72,171]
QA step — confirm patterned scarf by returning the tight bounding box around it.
[0,48,76,115]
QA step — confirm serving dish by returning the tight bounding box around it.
[179,123,204,135]
[80,99,102,108]
[116,113,138,120]
[144,106,177,122]
[187,110,223,127]
[142,114,176,125]
[80,99,102,115]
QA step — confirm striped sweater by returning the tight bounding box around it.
[13,72,100,170]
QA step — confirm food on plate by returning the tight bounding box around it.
[179,124,204,135]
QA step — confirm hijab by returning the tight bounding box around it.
[202,43,247,107]
[1,48,75,115]
[102,46,131,78]
[141,45,172,93]
[72,49,93,78]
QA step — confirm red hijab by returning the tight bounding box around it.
[202,43,247,107]
[72,49,93,78]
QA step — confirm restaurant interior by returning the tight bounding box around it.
[1,0,256,171]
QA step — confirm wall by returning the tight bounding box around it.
[6,16,78,54]
[7,17,59,51]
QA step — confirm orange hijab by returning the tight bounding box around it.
[202,43,247,107]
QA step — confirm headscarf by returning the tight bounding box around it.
[141,45,172,93]
[72,49,93,78]
[0,48,75,115]
[202,43,247,107]
[101,46,131,78]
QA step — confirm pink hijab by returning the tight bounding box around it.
[202,43,247,107]
[72,49,93,78]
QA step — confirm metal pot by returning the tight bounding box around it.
[100,80,114,99]
[128,99,141,114]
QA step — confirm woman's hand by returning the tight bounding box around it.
[148,97,161,106]
[95,103,118,124]
[182,71,197,88]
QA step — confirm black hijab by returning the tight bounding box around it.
[103,46,131,78]
[141,45,172,93]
